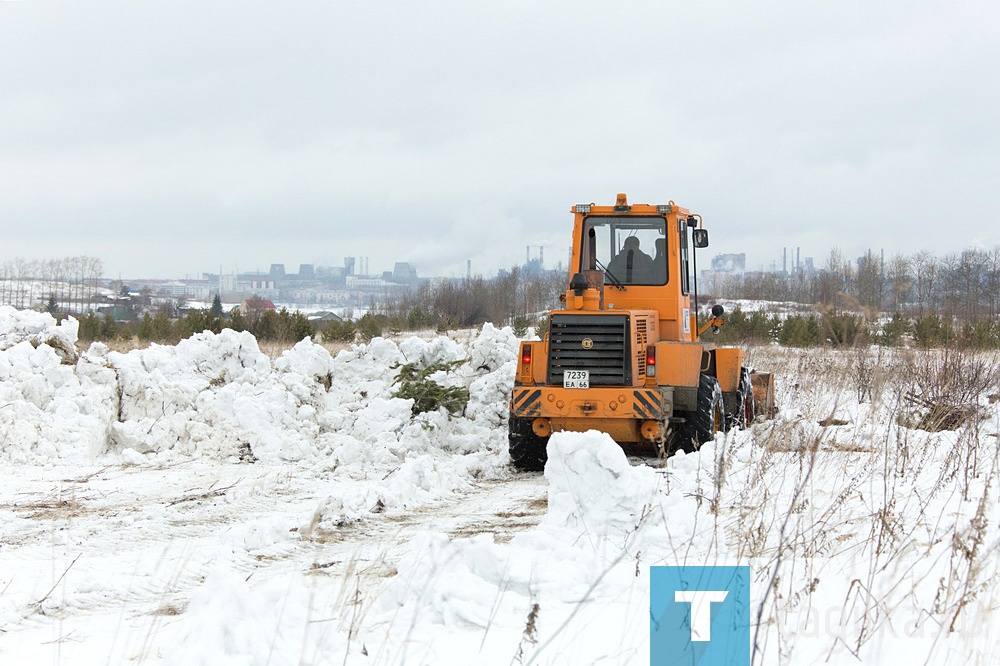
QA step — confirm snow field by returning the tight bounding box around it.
[2,305,1000,664]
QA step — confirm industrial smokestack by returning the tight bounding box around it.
[783,248,787,274]
[539,246,544,269]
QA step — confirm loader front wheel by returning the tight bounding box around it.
[508,413,549,472]
[679,375,725,452]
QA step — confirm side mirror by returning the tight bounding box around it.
[692,228,709,248]
[569,272,589,295]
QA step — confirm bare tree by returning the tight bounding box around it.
[855,250,882,311]
[912,250,938,314]
[987,246,1000,320]
[887,254,912,313]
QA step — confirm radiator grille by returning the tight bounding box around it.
[547,314,630,386]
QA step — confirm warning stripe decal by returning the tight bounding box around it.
[634,390,662,419]
[512,389,542,416]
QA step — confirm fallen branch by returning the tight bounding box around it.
[37,554,81,606]
[903,391,936,410]
[167,479,241,506]
[61,466,111,484]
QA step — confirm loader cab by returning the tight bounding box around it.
[571,197,696,341]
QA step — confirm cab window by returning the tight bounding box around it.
[581,216,667,286]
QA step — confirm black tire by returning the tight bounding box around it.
[726,367,754,430]
[508,413,549,471]
[679,375,725,452]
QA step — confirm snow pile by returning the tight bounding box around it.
[306,324,517,528]
[542,431,663,541]
[167,569,318,666]
[0,305,78,362]
[0,307,518,472]
[753,407,823,450]
[108,329,313,461]
[0,309,115,462]
[464,326,519,428]
[371,431,721,663]
[158,431,684,665]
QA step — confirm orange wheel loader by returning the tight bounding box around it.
[508,194,776,471]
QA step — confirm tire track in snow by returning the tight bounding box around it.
[0,462,548,651]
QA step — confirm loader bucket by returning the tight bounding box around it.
[750,371,777,418]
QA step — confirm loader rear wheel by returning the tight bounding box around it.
[727,367,754,430]
[679,375,725,452]
[508,413,549,472]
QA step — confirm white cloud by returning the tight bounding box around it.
[1,1,998,278]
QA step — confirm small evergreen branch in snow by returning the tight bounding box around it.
[392,359,470,416]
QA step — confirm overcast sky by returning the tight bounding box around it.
[2,1,998,280]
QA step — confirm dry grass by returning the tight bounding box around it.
[151,602,187,616]
[5,497,92,521]
[726,343,1000,663]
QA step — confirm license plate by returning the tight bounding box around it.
[563,370,589,389]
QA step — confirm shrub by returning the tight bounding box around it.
[392,360,470,416]
[253,309,280,341]
[357,312,384,342]
[152,312,175,341]
[822,312,867,347]
[900,347,1000,431]
[779,314,823,347]
[387,314,407,334]
[322,319,357,343]
[960,319,1000,349]
[406,305,433,331]
[100,313,118,340]
[227,308,247,332]
[716,307,779,345]
[535,315,550,338]
[435,316,454,334]
[137,313,155,341]
[175,309,211,339]
[877,312,909,347]
[283,310,316,342]
[511,315,530,338]
[912,313,955,348]
[77,312,103,341]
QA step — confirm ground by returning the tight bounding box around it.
[2,306,999,664]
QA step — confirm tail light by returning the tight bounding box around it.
[521,344,532,373]
[646,345,656,371]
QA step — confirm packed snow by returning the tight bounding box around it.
[1,305,999,664]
